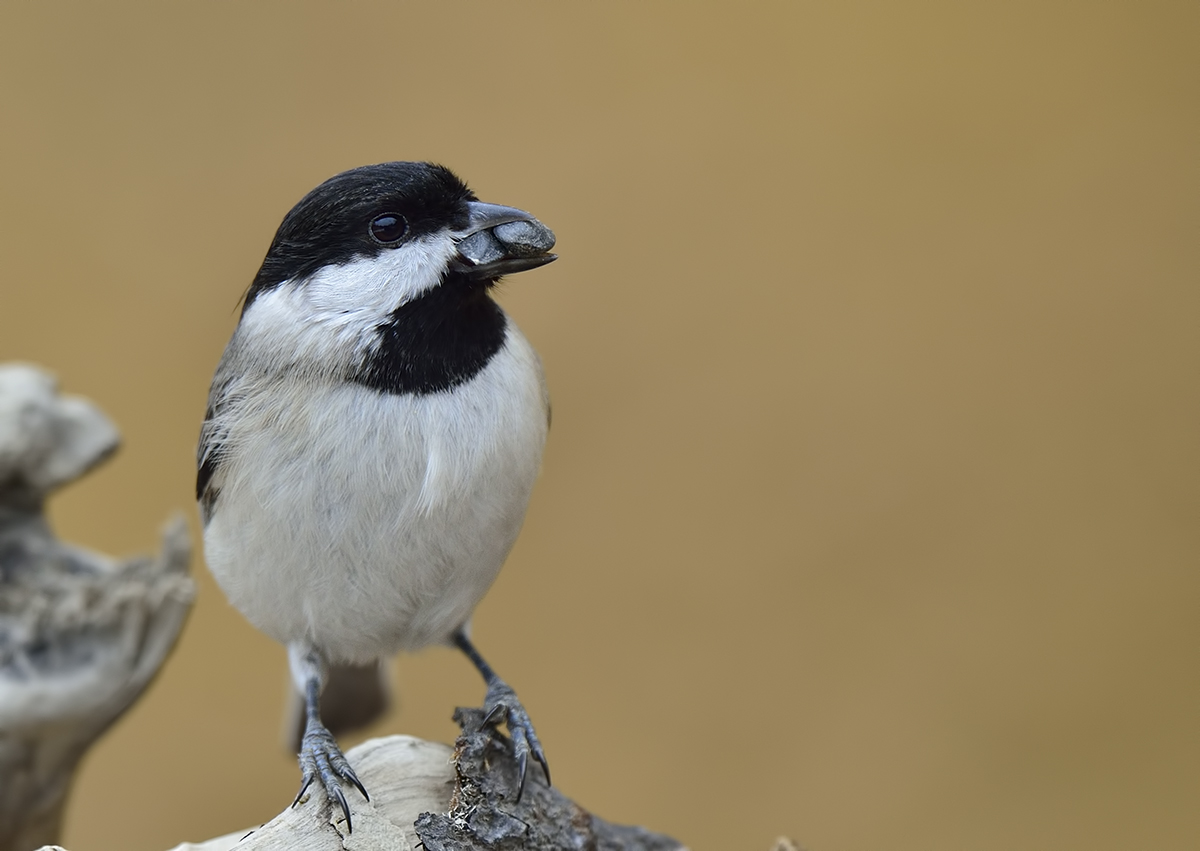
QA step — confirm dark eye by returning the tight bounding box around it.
[369,213,408,244]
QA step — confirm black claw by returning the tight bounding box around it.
[534,750,551,787]
[482,703,505,728]
[343,769,370,802]
[515,749,529,802]
[292,775,314,808]
[331,784,352,832]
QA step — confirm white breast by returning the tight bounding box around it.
[201,325,548,663]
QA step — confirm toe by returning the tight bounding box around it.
[529,734,550,786]
[328,782,352,832]
[296,724,370,831]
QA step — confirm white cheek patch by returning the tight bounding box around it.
[236,233,459,375]
[302,234,459,323]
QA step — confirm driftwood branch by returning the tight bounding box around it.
[416,708,685,851]
[157,710,687,851]
[0,364,194,851]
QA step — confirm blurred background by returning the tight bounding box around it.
[1,3,1197,850]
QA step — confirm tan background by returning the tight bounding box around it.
[1,3,1197,850]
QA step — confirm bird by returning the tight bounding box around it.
[196,162,557,830]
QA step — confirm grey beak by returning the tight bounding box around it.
[452,201,557,279]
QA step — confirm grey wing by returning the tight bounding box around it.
[196,369,235,525]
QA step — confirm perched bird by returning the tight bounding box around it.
[197,162,556,829]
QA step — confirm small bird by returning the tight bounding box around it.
[197,162,556,829]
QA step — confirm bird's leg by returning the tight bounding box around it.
[288,643,369,832]
[452,628,549,800]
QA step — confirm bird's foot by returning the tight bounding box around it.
[293,723,369,832]
[481,679,550,800]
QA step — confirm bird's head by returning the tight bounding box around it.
[244,162,555,317]
[231,162,556,388]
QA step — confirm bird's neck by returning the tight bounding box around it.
[352,277,508,396]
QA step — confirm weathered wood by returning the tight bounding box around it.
[414,708,686,851]
[0,364,194,851]
[160,715,690,851]
[165,736,457,851]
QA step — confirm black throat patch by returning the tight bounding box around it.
[351,273,507,396]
